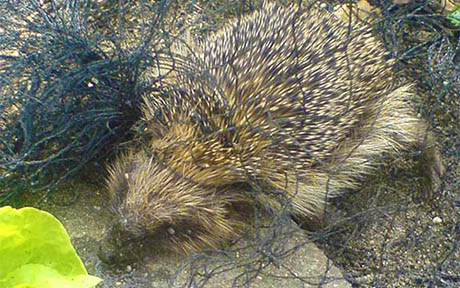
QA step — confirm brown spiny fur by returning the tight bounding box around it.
[100,2,443,263]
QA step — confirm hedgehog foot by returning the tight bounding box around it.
[417,132,444,198]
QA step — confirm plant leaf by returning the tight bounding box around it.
[0,206,102,288]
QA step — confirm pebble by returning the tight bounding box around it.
[432,216,442,224]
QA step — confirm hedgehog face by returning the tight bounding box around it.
[99,151,236,264]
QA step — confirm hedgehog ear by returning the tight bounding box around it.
[140,94,170,140]
[145,122,168,140]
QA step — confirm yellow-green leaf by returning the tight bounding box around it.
[0,206,102,288]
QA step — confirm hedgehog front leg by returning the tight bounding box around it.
[259,168,354,222]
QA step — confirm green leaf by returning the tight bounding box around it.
[447,5,460,26]
[0,206,102,288]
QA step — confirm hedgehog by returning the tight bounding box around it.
[98,2,443,264]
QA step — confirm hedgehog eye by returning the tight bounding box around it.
[186,229,193,236]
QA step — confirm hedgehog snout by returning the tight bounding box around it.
[98,221,139,265]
